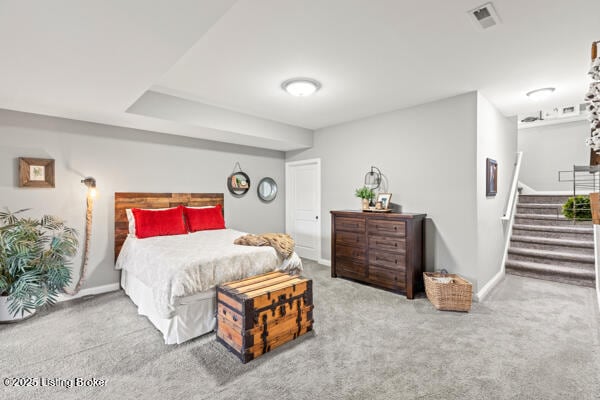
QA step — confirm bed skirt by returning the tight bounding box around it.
[121,270,216,344]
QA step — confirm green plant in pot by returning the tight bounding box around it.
[0,209,78,322]
[355,186,375,210]
[562,195,592,221]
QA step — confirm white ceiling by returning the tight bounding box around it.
[0,0,599,149]
[155,0,600,129]
[0,0,236,113]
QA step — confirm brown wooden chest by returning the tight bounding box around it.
[216,271,314,363]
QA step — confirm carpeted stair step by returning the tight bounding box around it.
[514,213,591,226]
[510,235,594,254]
[507,247,595,269]
[505,260,596,288]
[512,224,593,240]
[516,203,563,216]
[507,193,596,288]
[517,195,571,204]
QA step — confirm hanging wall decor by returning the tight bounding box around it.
[585,40,600,165]
[257,177,278,202]
[486,158,498,197]
[227,162,250,197]
[18,157,55,188]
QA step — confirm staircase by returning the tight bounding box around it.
[506,194,596,287]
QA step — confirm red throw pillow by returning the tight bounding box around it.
[132,206,187,239]
[184,204,225,232]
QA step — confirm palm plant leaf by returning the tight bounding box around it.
[0,209,78,317]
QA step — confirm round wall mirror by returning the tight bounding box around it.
[257,177,278,202]
[227,172,250,196]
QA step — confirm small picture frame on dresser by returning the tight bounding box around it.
[376,193,392,210]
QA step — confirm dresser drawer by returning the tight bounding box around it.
[369,250,406,270]
[336,217,365,233]
[367,219,405,237]
[336,231,365,247]
[368,235,406,254]
[368,265,405,288]
[336,259,367,280]
[336,244,366,262]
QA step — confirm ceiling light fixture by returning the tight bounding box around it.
[281,78,321,97]
[526,87,556,101]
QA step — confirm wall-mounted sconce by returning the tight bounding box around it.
[81,177,97,198]
[364,166,382,190]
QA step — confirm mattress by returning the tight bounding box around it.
[115,228,302,318]
[121,270,216,344]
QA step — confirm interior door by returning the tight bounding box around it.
[286,159,321,261]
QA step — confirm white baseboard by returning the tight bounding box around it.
[474,269,505,302]
[57,283,121,303]
[318,258,331,267]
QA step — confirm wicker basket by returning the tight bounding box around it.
[423,272,473,312]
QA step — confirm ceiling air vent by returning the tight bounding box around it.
[468,3,501,30]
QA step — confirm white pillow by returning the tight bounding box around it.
[125,206,217,236]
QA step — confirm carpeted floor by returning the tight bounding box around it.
[1,260,599,400]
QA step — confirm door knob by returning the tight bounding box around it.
[316,216,319,220]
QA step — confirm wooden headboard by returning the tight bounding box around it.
[114,192,224,260]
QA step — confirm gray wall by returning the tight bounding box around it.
[0,109,286,290]
[518,120,590,191]
[476,94,518,286]
[286,92,517,292]
[287,92,481,287]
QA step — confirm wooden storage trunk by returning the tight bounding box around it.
[216,271,314,363]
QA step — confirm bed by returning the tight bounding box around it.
[114,193,302,344]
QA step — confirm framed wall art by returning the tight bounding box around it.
[19,157,55,188]
[486,158,497,197]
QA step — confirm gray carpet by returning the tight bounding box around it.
[1,260,599,400]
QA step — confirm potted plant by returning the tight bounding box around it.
[355,187,375,210]
[562,195,592,221]
[0,209,78,322]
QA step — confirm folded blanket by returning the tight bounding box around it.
[234,233,295,259]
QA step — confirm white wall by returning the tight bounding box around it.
[476,94,518,287]
[287,92,481,287]
[0,109,286,291]
[518,120,590,192]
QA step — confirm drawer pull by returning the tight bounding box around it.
[232,315,238,322]
[375,255,399,264]
[375,241,399,247]
[375,225,398,231]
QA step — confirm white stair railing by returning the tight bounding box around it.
[502,152,523,222]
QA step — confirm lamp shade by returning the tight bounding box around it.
[364,166,381,190]
[81,177,97,198]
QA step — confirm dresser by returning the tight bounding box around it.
[330,210,426,299]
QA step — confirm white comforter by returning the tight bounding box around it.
[115,229,303,318]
